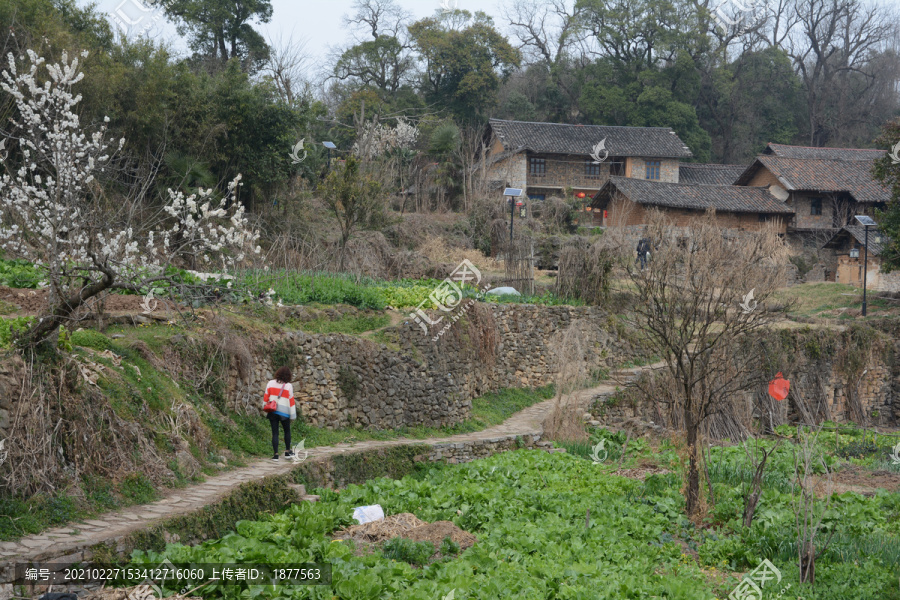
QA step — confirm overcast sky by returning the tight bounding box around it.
[85,0,506,75]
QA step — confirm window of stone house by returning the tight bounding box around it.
[530,157,546,176]
[645,161,661,180]
[584,161,601,178]
[810,198,823,216]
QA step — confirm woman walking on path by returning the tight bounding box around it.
[263,366,297,461]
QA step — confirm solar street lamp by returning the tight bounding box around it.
[504,188,523,243]
[323,141,336,171]
[855,215,877,316]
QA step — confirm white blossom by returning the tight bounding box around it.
[0,49,261,309]
[352,118,418,159]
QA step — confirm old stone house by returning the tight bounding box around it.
[590,176,795,232]
[734,143,889,232]
[480,119,693,201]
[822,226,900,292]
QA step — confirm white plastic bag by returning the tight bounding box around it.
[352,504,385,524]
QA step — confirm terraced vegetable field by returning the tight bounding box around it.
[129,442,900,600]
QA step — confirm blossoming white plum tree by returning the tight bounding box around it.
[0,49,260,347]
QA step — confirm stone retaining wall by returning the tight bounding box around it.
[590,338,899,430]
[224,303,645,430]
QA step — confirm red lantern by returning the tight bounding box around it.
[768,372,790,401]
[576,192,586,199]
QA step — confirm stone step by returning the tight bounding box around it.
[300,495,320,502]
[545,447,567,454]
[288,483,307,496]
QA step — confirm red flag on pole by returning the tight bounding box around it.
[768,372,790,401]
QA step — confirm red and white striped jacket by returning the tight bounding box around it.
[263,379,296,420]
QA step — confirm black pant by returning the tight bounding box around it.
[268,413,292,454]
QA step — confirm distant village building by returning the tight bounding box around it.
[480,119,693,200]
[823,226,900,292]
[476,123,896,283]
[734,143,889,232]
[590,177,794,233]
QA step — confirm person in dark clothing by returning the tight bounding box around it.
[636,237,651,270]
[263,366,297,460]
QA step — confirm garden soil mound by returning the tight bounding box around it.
[0,286,180,316]
[333,512,477,552]
[810,465,900,496]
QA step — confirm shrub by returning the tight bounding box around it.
[71,329,112,350]
[119,473,158,504]
[439,537,460,556]
[837,440,880,459]
[381,537,435,566]
[337,366,360,400]
[0,317,35,349]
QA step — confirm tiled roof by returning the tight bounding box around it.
[735,156,890,203]
[679,164,747,186]
[487,119,693,159]
[824,225,888,256]
[764,143,886,161]
[592,176,794,214]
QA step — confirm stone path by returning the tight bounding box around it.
[0,364,661,565]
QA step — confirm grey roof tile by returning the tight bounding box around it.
[488,119,693,159]
[735,156,890,203]
[592,176,794,214]
[824,225,888,256]
[764,143,886,161]
[679,164,747,186]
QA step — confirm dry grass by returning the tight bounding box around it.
[543,320,592,443]
[334,513,428,544]
[556,240,614,304]
[332,512,478,560]
[3,355,171,496]
[417,236,501,272]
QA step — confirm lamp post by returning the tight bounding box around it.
[854,215,877,317]
[323,141,336,171]
[504,188,523,243]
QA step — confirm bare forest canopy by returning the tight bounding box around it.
[1,0,899,215]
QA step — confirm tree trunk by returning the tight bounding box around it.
[742,490,762,529]
[20,264,114,348]
[742,446,774,528]
[684,406,701,519]
[800,544,815,583]
[339,230,350,271]
[217,30,228,61]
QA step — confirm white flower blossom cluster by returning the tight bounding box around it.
[0,49,260,297]
[161,174,260,269]
[352,118,418,159]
